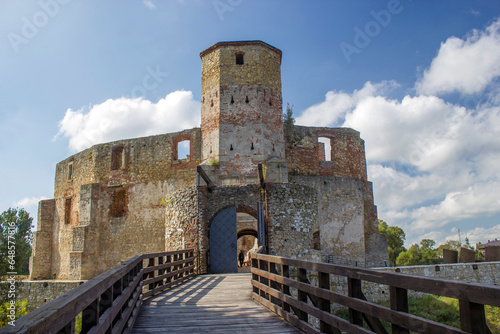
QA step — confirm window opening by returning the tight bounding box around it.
[318,137,332,161]
[177,140,191,160]
[236,54,244,65]
[230,96,234,104]
[67,162,73,180]
[110,188,127,218]
[111,146,125,170]
[65,197,72,225]
[245,96,249,103]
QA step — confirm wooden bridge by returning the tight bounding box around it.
[1,249,499,334]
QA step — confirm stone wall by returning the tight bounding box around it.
[266,183,320,261]
[358,262,500,304]
[2,281,84,313]
[289,175,387,266]
[285,126,367,181]
[31,128,202,280]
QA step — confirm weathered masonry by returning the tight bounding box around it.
[30,41,388,280]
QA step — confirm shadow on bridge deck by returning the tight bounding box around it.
[132,273,302,334]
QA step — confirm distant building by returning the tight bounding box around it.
[29,41,388,280]
[478,238,500,255]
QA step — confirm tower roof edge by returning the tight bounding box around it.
[200,40,282,60]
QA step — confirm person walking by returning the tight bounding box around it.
[239,250,245,267]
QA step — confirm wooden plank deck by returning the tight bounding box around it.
[132,273,303,334]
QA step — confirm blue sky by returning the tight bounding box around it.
[1,0,500,247]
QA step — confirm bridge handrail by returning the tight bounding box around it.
[1,248,195,334]
[251,253,500,334]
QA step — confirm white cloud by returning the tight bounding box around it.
[408,182,500,230]
[296,81,398,127]
[454,224,500,245]
[142,0,156,9]
[470,9,481,17]
[416,17,500,95]
[13,196,48,208]
[55,91,201,152]
[296,21,500,242]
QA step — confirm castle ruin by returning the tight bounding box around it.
[29,41,388,280]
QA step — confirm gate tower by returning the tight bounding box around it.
[200,41,286,184]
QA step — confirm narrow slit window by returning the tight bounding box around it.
[318,137,332,161]
[236,54,244,65]
[67,162,73,180]
[65,197,72,225]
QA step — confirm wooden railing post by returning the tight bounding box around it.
[297,268,309,322]
[459,300,490,334]
[252,256,259,295]
[99,286,113,317]
[348,278,363,327]
[319,271,337,334]
[173,253,179,280]
[147,257,155,291]
[390,286,409,334]
[269,262,281,306]
[56,320,75,334]
[259,259,270,300]
[282,264,291,313]
[81,298,99,333]
[166,254,172,283]
[157,256,164,288]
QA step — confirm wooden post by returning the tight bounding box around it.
[269,262,281,306]
[148,257,155,291]
[166,255,172,283]
[282,264,291,313]
[173,254,179,280]
[459,300,491,334]
[390,286,409,334]
[81,298,99,333]
[57,319,75,334]
[99,286,113,317]
[319,271,338,334]
[259,259,270,300]
[157,256,164,287]
[297,268,309,322]
[348,278,363,326]
[252,256,259,295]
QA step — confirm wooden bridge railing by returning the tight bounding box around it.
[1,249,195,334]
[251,253,500,334]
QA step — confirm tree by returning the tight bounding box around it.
[283,103,295,126]
[437,240,462,252]
[0,208,33,276]
[378,219,406,266]
[396,239,440,266]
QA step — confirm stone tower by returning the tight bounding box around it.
[200,41,286,184]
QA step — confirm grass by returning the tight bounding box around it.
[335,294,500,333]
